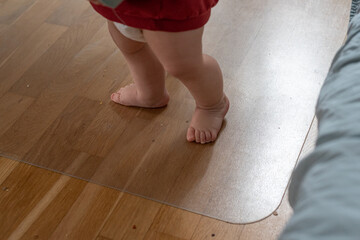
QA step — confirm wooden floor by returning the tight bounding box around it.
[0,0,349,238]
[0,118,318,240]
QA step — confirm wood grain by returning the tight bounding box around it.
[99,193,162,240]
[0,22,67,98]
[0,164,60,239]
[0,110,319,240]
[0,0,37,24]
[0,92,34,136]
[144,206,202,240]
[0,156,295,240]
[7,174,71,240]
[191,217,243,240]
[0,0,63,65]
[0,157,18,184]
[0,14,114,158]
[46,0,91,26]
[18,177,87,240]
[23,96,103,170]
[9,8,108,98]
[48,183,119,240]
[0,0,348,238]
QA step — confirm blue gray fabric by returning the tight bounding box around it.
[350,0,360,21]
[279,12,360,240]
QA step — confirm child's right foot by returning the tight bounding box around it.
[111,83,169,108]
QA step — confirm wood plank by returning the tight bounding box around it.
[0,22,67,98]
[72,103,131,158]
[70,153,105,180]
[7,174,71,240]
[0,18,114,158]
[17,178,87,240]
[0,163,61,239]
[144,206,201,240]
[0,0,63,66]
[145,231,188,240]
[9,8,108,98]
[190,217,243,240]
[0,0,37,24]
[48,183,119,240]
[89,23,121,49]
[96,236,114,240]
[98,193,161,240]
[81,51,129,102]
[91,84,193,197]
[0,156,294,240]
[0,157,19,184]
[164,132,233,213]
[9,153,104,240]
[46,0,90,26]
[22,96,103,171]
[0,93,34,136]
[73,51,131,158]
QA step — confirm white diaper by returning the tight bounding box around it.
[113,22,146,43]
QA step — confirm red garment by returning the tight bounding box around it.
[91,0,218,32]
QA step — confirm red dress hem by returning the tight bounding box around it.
[91,0,217,32]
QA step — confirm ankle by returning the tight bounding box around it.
[138,89,169,104]
[196,94,227,110]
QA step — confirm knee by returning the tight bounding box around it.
[164,61,202,79]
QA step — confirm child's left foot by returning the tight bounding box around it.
[187,95,230,144]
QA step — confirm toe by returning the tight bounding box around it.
[205,131,211,143]
[211,130,218,142]
[111,92,121,103]
[187,127,196,142]
[195,130,201,143]
[200,131,206,144]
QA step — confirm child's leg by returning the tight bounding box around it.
[143,27,229,144]
[107,21,169,107]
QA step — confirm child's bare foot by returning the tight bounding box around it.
[111,83,169,108]
[187,95,230,144]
